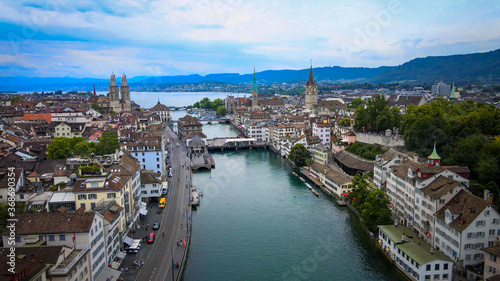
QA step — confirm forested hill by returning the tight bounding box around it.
[371,49,500,84]
[135,66,393,85]
[1,49,499,91]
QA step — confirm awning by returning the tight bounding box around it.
[123,236,134,245]
[139,206,148,216]
[140,201,147,208]
[116,251,126,259]
[95,266,122,281]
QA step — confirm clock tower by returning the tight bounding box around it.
[251,67,259,109]
[305,63,318,110]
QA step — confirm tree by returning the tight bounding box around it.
[109,110,117,114]
[288,144,311,167]
[55,90,63,95]
[95,132,119,155]
[347,98,364,109]
[47,137,72,159]
[0,202,35,233]
[339,117,351,127]
[216,106,227,116]
[73,141,91,157]
[92,103,105,114]
[346,173,393,231]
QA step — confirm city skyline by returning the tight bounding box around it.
[1,0,499,78]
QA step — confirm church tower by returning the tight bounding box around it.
[120,73,131,112]
[251,67,259,109]
[109,72,120,112]
[305,62,318,110]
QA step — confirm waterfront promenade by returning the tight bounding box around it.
[120,125,192,281]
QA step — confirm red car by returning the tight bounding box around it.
[147,232,155,244]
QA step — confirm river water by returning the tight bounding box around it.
[182,124,405,281]
[95,90,403,280]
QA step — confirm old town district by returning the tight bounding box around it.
[0,68,498,281]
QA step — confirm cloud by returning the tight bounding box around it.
[0,0,499,77]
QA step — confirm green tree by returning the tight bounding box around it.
[109,110,117,114]
[347,98,364,110]
[288,144,311,167]
[55,90,63,95]
[95,132,119,155]
[47,137,72,159]
[216,106,227,116]
[339,117,351,127]
[0,202,36,233]
[92,103,105,114]
[73,141,91,157]
[359,189,393,230]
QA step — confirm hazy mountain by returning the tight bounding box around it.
[1,48,499,92]
[371,49,500,84]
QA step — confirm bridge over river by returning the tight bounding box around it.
[207,137,268,151]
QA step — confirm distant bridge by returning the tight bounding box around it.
[169,106,187,111]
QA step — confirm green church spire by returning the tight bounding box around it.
[428,142,441,160]
[450,82,456,99]
[252,66,257,92]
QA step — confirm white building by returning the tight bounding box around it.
[124,136,166,175]
[378,224,453,281]
[312,122,331,148]
[434,190,500,273]
[140,170,164,201]
[3,212,107,281]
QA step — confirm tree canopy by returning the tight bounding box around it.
[216,106,227,116]
[288,143,311,167]
[188,97,225,111]
[345,173,393,231]
[354,94,401,133]
[47,132,120,159]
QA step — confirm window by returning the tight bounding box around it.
[443,263,448,270]
[474,253,484,260]
[91,182,99,187]
[59,234,66,241]
[489,266,498,274]
[485,210,490,216]
[78,194,87,200]
[49,235,55,241]
[477,220,486,227]
[490,255,498,262]
[142,159,145,162]
[426,264,431,271]
[157,158,159,162]
[493,219,499,225]
[443,274,449,280]
[91,203,96,209]
[107,193,116,198]
[88,194,97,199]
[490,229,495,236]
[465,254,471,261]
[435,264,440,270]
[425,275,431,281]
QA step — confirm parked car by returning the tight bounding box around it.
[147,232,155,243]
[153,221,160,230]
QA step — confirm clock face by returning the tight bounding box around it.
[310,87,317,94]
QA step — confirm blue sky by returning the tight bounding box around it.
[0,0,499,78]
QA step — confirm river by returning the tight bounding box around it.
[182,124,405,281]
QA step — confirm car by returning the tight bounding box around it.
[176,143,180,147]
[147,232,155,244]
[153,221,160,230]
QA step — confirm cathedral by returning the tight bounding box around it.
[89,72,131,113]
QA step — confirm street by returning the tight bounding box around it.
[121,125,192,281]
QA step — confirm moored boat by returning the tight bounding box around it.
[292,172,298,177]
[300,177,306,182]
[311,189,320,197]
[190,186,200,206]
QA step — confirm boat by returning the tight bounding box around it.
[299,177,306,182]
[311,189,320,197]
[292,172,298,177]
[305,183,313,189]
[190,186,200,206]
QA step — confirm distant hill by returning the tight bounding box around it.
[371,49,500,84]
[132,66,393,86]
[1,48,499,92]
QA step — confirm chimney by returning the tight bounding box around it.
[485,189,490,201]
[488,193,494,205]
[495,237,499,247]
[402,233,406,242]
[430,247,434,254]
